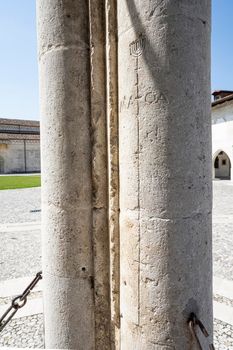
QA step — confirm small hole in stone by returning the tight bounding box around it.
[82,267,86,271]
[66,14,71,18]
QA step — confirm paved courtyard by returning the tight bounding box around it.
[0,187,43,348]
[213,181,233,282]
[213,181,233,349]
[0,182,233,348]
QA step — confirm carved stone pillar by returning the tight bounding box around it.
[118,1,212,348]
[37,0,111,348]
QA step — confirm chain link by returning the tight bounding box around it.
[0,271,42,332]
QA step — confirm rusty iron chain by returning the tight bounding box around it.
[188,312,215,350]
[0,271,42,332]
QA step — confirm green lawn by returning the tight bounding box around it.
[0,175,41,190]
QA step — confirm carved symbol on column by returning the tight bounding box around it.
[145,91,168,104]
[128,34,146,325]
[129,35,145,57]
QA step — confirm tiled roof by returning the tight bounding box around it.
[0,118,39,127]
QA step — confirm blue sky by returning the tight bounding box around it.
[0,1,38,120]
[0,1,231,121]
[212,0,233,92]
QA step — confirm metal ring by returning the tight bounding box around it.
[12,296,27,309]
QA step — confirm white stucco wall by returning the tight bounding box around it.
[212,100,233,179]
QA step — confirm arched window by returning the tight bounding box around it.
[213,151,231,180]
[214,156,219,169]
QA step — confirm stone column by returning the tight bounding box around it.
[37,1,96,348]
[118,1,212,349]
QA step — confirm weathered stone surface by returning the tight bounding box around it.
[118,0,212,349]
[106,0,120,348]
[37,0,212,348]
[37,0,95,348]
[89,0,111,348]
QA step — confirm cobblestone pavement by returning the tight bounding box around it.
[0,187,42,347]
[0,230,41,281]
[214,319,233,350]
[0,187,41,224]
[213,180,233,281]
[0,314,44,348]
[0,183,233,348]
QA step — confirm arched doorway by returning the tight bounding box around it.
[214,151,231,180]
[0,156,4,174]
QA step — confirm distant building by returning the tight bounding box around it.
[0,118,40,174]
[212,90,233,180]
